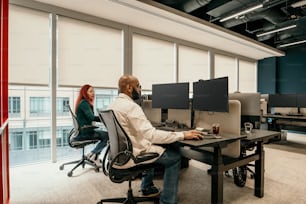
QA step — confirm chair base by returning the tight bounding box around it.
[59,151,99,177]
[97,189,159,204]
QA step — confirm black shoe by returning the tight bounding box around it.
[141,186,160,197]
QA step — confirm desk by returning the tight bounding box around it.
[175,129,280,204]
[263,114,306,132]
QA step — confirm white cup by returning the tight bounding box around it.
[244,122,253,133]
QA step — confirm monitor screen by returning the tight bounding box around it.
[192,77,229,112]
[151,82,190,109]
[269,94,297,107]
[297,94,306,108]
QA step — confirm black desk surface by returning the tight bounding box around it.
[241,129,281,142]
[178,129,280,148]
[178,133,245,148]
[263,114,306,120]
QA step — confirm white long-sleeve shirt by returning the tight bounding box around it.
[107,93,184,166]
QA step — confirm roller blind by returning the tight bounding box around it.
[58,17,123,88]
[8,5,50,85]
[215,54,237,93]
[239,60,257,92]
[132,34,175,90]
[178,45,209,91]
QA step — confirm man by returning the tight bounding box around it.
[108,74,203,204]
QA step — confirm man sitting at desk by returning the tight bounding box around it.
[108,74,202,204]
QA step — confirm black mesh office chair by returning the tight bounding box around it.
[59,104,100,177]
[97,109,160,204]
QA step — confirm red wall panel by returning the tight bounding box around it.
[1,0,10,203]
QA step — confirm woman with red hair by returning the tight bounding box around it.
[75,84,108,166]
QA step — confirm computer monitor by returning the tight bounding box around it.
[151,82,190,109]
[192,77,229,112]
[268,94,297,107]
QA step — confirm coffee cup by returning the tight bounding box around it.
[212,123,220,135]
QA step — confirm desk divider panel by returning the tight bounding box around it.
[194,100,241,158]
[141,100,161,123]
[168,107,192,128]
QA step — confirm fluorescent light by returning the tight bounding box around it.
[278,39,306,48]
[291,0,306,8]
[256,25,297,37]
[220,4,263,22]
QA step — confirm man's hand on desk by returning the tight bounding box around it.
[183,130,204,140]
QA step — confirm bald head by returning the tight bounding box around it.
[118,75,140,99]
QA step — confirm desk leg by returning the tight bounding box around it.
[211,146,223,204]
[254,141,264,198]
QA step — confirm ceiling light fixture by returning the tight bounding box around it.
[278,39,306,48]
[256,25,297,37]
[291,0,306,8]
[220,4,263,22]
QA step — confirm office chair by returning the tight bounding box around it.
[231,141,256,187]
[59,104,100,177]
[97,110,160,204]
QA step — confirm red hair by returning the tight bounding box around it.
[75,84,94,111]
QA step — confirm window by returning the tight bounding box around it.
[58,16,123,87]
[56,97,69,115]
[238,60,257,92]
[95,89,118,111]
[39,138,50,149]
[9,131,23,151]
[56,128,70,147]
[133,34,176,89]
[178,45,209,89]
[215,54,237,93]
[30,97,50,116]
[27,131,38,149]
[8,96,21,117]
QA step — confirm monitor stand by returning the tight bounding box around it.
[161,109,168,123]
[287,107,304,116]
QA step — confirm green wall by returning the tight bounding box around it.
[258,45,306,94]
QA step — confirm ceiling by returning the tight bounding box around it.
[24,0,285,59]
[152,0,306,50]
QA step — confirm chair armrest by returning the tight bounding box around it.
[135,152,159,164]
[81,125,99,130]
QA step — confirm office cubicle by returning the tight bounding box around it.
[193,100,241,158]
[229,92,261,129]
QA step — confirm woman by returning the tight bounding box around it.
[75,84,108,166]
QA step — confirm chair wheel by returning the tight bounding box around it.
[59,165,64,170]
[95,167,100,172]
[68,171,73,177]
[233,166,247,187]
[225,170,231,178]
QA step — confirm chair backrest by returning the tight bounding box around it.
[67,104,80,139]
[98,110,133,166]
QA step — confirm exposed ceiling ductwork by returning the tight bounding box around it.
[153,0,306,50]
[156,0,212,13]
